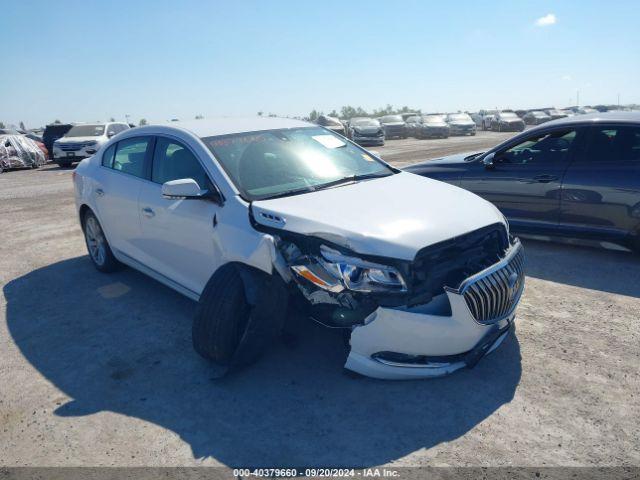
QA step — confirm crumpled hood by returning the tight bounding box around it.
[252,172,504,261]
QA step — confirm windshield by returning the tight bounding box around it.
[532,111,548,117]
[448,114,471,122]
[380,115,403,123]
[66,124,105,137]
[351,118,380,127]
[423,115,444,123]
[203,127,394,201]
[499,112,519,119]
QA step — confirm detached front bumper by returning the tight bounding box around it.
[345,240,524,380]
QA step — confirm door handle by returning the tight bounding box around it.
[533,174,558,183]
[141,207,155,218]
[95,188,105,196]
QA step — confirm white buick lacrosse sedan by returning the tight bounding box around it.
[73,117,524,379]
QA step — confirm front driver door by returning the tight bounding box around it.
[137,136,224,298]
[459,128,584,227]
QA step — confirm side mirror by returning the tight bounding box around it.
[162,178,208,199]
[107,131,116,138]
[483,152,496,169]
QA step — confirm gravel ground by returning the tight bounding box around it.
[375,130,520,166]
[0,135,639,468]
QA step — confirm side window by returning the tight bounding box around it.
[113,137,150,178]
[102,143,116,168]
[151,137,209,187]
[583,126,640,163]
[106,124,116,136]
[498,129,577,165]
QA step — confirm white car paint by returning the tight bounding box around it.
[252,171,504,260]
[74,117,522,380]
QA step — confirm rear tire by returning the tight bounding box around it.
[82,210,120,273]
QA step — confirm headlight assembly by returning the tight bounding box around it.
[290,245,407,294]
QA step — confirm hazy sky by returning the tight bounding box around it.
[2,0,639,127]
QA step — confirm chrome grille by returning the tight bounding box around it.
[457,242,525,324]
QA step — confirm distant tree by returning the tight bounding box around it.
[54,119,61,124]
[257,111,263,117]
[328,110,339,118]
[19,121,26,131]
[195,114,204,120]
[340,106,368,119]
[268,113,277,117]
[309,109,320,122]
[109,117,115,122]
[139,118,148,126]
[0,121,5,129]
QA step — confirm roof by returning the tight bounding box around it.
[156,117,312,138]
[542,111,640,128]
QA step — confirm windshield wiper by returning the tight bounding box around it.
[260,186,317,200]
[314,172,394,191]
[259,172,393,200]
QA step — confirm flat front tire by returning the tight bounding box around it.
[83,210,120,272]
[193,263,288,371]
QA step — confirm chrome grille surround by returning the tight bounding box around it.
[445,239,525,325]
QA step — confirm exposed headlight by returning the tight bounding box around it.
[291,245,407,294]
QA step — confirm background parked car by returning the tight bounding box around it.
[445,113,476,135]
[42,123,73,160]
[347,117,385,146]
[52,122,129,167]
[476,109,498,130]
[404,112,640,252]
[545,109,569,120]
[409,115,450,139]
[400,112,420,122]
[490,111,525,132]
[523,111,551,125]
[576,107,599,115]
[378,115,408,139]
[316,115,346,136]
[0,134,47,172]
[23,133,49,158]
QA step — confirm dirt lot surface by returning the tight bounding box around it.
[1,134,639,468]
[376,130,518,166]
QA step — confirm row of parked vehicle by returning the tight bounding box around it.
[312,106,609,147]
[1,121,135,170]
[471,106,601,131]
[316,112,478,146]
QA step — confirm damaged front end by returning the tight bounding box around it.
[276,237,411,327]
[255,209,524,379]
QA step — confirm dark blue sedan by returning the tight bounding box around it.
[405,112,640,252]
